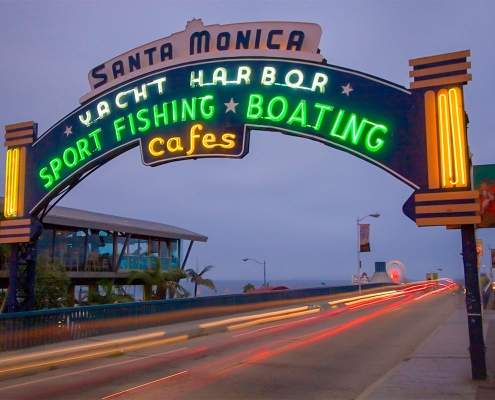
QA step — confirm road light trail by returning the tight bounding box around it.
[0,283,453,400]
[0,348,189,392]
[103,288,441,399]
[102,371,188,399]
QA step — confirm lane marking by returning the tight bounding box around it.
[0,335,189,377]
[102,370,188,399]
[0,348,187,391]
[233,317,318,337]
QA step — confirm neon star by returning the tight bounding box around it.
[224,98,239,113]
[64,126,73,136]
[341,83,354,96]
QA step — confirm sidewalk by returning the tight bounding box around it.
[358,307,495,400]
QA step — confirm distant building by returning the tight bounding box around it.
[0,197,207,290]
[370,262,395,284]
[247,286,289,293]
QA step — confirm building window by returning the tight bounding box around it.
[37,227,54,261]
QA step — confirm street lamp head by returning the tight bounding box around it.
[242,258,248,261]
[370,213,380,218]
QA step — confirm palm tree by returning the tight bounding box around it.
[243,283,255,293]
[86,279,134,305]
[185,265,216,297]
[128,262,188,300]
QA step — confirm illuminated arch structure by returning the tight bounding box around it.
[386,260,407,284]
[0,20,479,313]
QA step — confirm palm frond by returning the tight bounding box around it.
[198,265,214,276]
[185,268,197,279]
[200,278,216,291]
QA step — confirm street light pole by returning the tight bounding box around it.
[243,258,266,287]
[357,213,380,294]
[263,260,266,286]
[488,245,493,283]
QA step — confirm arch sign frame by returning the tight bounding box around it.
[1,19,488,378]
[2,19,478,235]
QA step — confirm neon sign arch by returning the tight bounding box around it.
[1,19,477,242]
[18,57,425,217]
[3,21,487,378]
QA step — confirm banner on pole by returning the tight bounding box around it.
[476,239,483,256]
[359,224,371,252]
[491,249,495,269]
[473,164,495,228]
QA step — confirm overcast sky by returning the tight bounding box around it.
[1,1,495,284]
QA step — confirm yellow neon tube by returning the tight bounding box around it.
[448,87,467,186]
[438,90,452,188]
[424,91,440,189]
[437,88,467,188]
[4,148,20,217]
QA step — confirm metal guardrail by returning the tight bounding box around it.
[0,283,388,352]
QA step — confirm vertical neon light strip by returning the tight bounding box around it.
[437,87,467,188]
[424,91,440,189]
[4,148,20,217]
[437,89,452,188]
[448,87,467,186]
[18,147,26,216]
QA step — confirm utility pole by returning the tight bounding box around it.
[461,225,487,379]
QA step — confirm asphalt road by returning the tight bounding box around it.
[0,289,463,400]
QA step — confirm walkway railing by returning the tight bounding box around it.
[0,283,389,352]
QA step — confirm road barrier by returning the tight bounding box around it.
[0,283,389,352]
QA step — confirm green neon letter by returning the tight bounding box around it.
[287,100,307,126]
[76,138,91,161]
[182,97,197,121]
[313,103,334,131]
[267,96,288,122]
[171,100,178,123]
[153,103,168,127]
[247,94,263,119]
[200,95,214,119]
[128,113,136,135]
[40,167,54,189]
[365,123,387,152]
[63,147,79,168]
[137,109,151,132]
[329,110,346,138]
[114,117,126,141]
[341,114,358,142]
[89,128,102,151]
[50,158,62,180]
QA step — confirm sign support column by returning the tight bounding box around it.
[461,224,487,379]
[2,121,41,312]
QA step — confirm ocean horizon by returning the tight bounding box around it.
[112,278,353,300]
[75,278,354,302]
[189,278,353,297]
